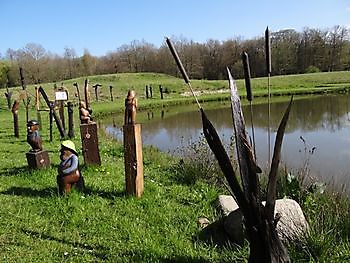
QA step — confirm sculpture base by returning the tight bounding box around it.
[80,122,101,166]
[123,124,144,197]
[26,150,50,169]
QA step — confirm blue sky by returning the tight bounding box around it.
[1,0,350,57]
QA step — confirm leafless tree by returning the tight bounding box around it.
[1,25,350,87]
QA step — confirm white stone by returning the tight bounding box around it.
[271,198,309,242]
[198,217,210,228]
[218,195,309,243]
[217,195,239,216]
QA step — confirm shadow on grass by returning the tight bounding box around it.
[83,187,126,200]
[0,166,39,177]
[0,186,58,197]
[161,256,210,263]
[21,229,109,260]
[1,186,126,200]
[115,249,211,262]
[21,229,216,262]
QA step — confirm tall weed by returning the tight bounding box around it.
[170,135,236,187]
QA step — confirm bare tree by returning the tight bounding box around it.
[64,47,77,79]
[241,38,265,77]
[1,25,350,86]
[327,25,348,71]
[297,28,328,72]
[19,43,47,83]
[272,29,300,75]
[80,49,96,76]
[201,39,223,79]
[0,61,10,88]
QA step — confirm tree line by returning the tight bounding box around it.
[0,25,349,88]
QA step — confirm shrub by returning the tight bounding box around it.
[305,66,321,73]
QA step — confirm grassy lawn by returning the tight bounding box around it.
[0,113,241,262]
[0,71,349,262]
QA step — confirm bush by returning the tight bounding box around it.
[305,65,321,73]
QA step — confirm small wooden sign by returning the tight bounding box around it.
[55,91,68,101]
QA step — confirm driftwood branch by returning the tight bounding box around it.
[228,68,260,200]
[227,67,290,262]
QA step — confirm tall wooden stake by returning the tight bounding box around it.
[93,84,101,102]
[67,102,74,138]
[35,86,40,111]
[49,101,54,142]
[11,100,20,138]
[84,79,90,109]
[109,86,114,101]
[19,67,29,123]
[73,82,81,103]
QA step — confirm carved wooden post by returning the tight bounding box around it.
[80,122,101,165]
[145,85,149,99]
[36,110,42,131]
[95,86,98,101]
[159,85,163,99]
[19,67,29,123]
[35,86,39,111]
[109,86,113,101]
[25,120,50,169]
[49,101,54,142]
[84,79,89,109]
[58,101,65,130]
[93,84,101,102]
[79,102,101,166]
[11,100,20,138]
[73,82,81,103]
[123,90,144,197]
[5,87,13,110]
[67,102,74,138]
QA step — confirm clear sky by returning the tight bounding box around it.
[1,0,350,57]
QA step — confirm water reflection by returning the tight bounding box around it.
[103,94,350,191]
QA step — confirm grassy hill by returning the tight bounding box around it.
[3,71,350,116]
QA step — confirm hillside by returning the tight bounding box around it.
[3,71,350,115]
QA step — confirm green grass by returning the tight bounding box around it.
[0,135,236,261]
[0,103,244,262]
[0,71,349,262]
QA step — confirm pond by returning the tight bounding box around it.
[102,94,350,193]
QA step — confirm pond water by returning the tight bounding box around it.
[102,94,350,192]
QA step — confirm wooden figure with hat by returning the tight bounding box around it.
[57,140,85,194]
